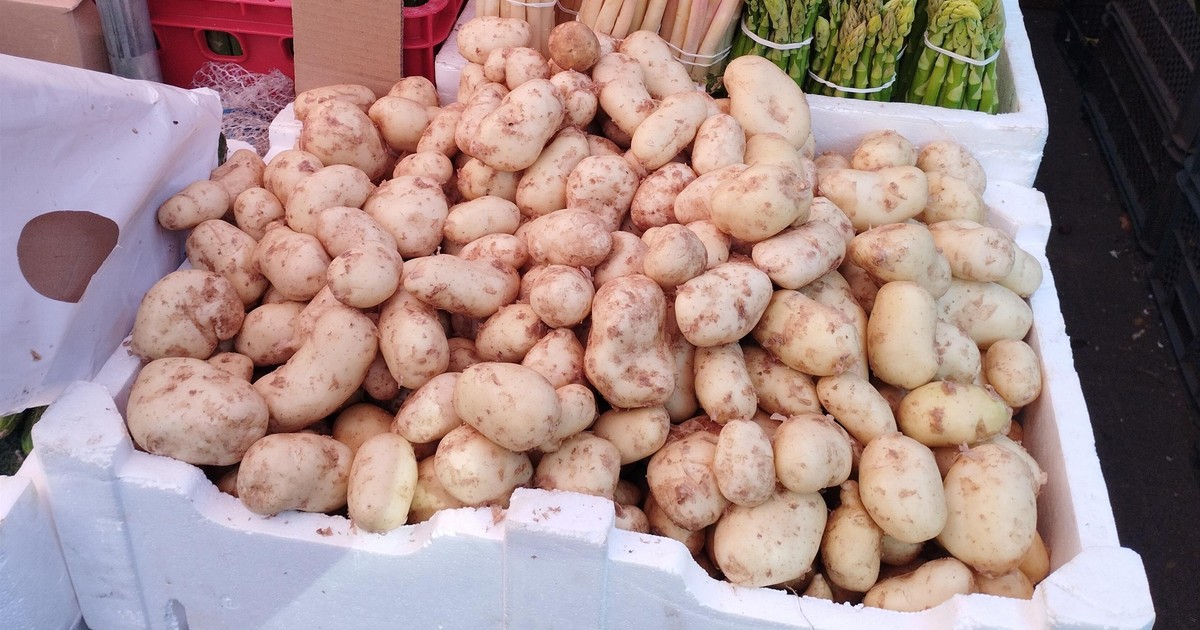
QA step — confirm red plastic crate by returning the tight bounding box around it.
[148,0,465,90]
[148,0,295,89]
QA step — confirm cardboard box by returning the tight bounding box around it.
[291,0,404,98]
[0,460,83,630]
[0,0,110,73]
[30,179,1154,629]
[433,0,1048,188]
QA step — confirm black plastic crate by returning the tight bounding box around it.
[1082,3,1185,252]
[1056,0,1110,81]
[1151,155,1200,412]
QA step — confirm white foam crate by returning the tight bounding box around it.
[30,180,1152,629]
[434,0,1047,188]
[1,459,83,630]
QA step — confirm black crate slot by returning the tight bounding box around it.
[1151,157,1200,411]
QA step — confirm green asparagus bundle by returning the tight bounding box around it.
[729,0,822,89]
[901,0,1005,113]
[805,0,917,101]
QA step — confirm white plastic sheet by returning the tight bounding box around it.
[0,53,222,415]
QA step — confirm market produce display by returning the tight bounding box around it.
[123,18,1049,612]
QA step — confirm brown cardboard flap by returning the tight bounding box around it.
[0,0,111,73]
[18,211,119,303]
[292,0,404,98]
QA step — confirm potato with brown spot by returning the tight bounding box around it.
[584,274,676,409]
[645,430,728,531]
[237,433,354,516]
[710,487,827,587]
[533,432,621,500]
[857,432,947,544]
[130,269,245,361]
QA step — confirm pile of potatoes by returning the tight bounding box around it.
[123,17,1052,613]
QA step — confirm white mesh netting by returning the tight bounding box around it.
[191,62,295,156]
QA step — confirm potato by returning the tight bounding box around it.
[184,220,267,306]
[550,70,598,130]
[393,151,455,189]
[646,430,728,530]
[848,222,951,298]
[347,433,418,533]
[690,113,746,176]
[631,162,696,230]
[392,372,461,444]
[922,171,986,224]
[694,342,758,424]
[819,166,929,231]
[863,557,975,612]
[483,46,551,90]
[536,383,599,452]
[468,79,564,172]
[232,187,285,240]
[641,224,707,290]
[723,54,811,148]
[254,306,378,433]
[593,230,649,288]
[402,254,520,319]
[867,281,940,390]
[434,423,533,505]
[369,95,431,153]
[253,223,332,302]
[983,339,1042,408]
[548,20,601,72]
[815,371,898,444]
[614,503,651,533]
[126,357,268,466]
[387,76,438,107]
[974,568,1035,599]
[595,55,655,138]
[928,219,1017,282]
[751,220,847,290]
[514,127,590,218]
[1018,531,1052,585]
[917,140,987,196]
[664,320,700,422]
[821,480,883,592]
[617,30,695,98]
[742,132,807,174]
[237,433,353,516]
[673,163,747,224]
[933,321,983,383]
[629,91,709,172]
[457,16,532,64]
[458,233,530,269]
[742,344,823,417]
[130,269,244,361]
[850,130,918,171]
[234,301,304,366]
[938,278,1035,350]
[881,534,925,566]
[454,362,561,452]
[687,220,733,270]
[674,261,773,348]
[591,406,671,465]
[363,175,449,258]
[378,289,450,390]
[585,274,675,409]
[157,179,230,231]
[533,432,621,499]
[712,419,775,507]
[897,381,1012,448]
[857,432,948,543]
[474,303,547,363]
[565,154,640,231]
[331,403,394,455]
[293,83,376,122]
[298,98,390,181]
[644,493,706,556]
[773,413,854,493]
[207,351,254,381]
[521,328,586,388]
[521,208,614,267]
[752,289,863,377]
[710,162,812,243]
[262,149,324,207]
[417,102,465,157]
[938,443,1039,575]
[527,265,592,329]
[710,487,827,587]
[409,455,467,523]
[326,243,404,309]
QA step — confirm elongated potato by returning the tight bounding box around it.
[347,433,418,533]
[591,406,671,465]
[857,432,947,544]
[821,480,883,592]
[469,79,564,172]
[897,381,1012,448]
[751,220,847,290]
[515,127,590,218]
[631,162,697,230]
[293,83,376,121]
[454,362,561,452]
[863,557,975,612]
[710,162,812,243]
[815,371,898,444]
[850,130,918,171]
[157,179,230,231]
[690,113,746,175]
[237,433,353,516]
[984,339,1043,408]
[444,196,522,245]
[629,91,709,172]
[393,372,461,444]
[584,274,675,408]
[378,289,449,390]
[752,289,863,377]
[723,54,811,148]
[867,281,940,390]
[254,307,378,433]
[521,207,614,267]
[694,343,758,424]
[713,419,775,507]
[673,163,747,224]
[849,222,952,298]
[434,424,532,505]
[403,254,520,319]
[819,166,929,231]
[928,219,1017,282]
[742,344,822,417]
[646,430,727,530]
[253,223,332,302]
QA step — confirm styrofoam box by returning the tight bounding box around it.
[433,0,1047,188]
[0,459,83,630]
[31,180,1152,629]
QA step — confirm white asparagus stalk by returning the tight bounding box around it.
[640,0,668,33]
[579,0,604,25]
[594,0,625,33]
[611,0,639,38]
[659,0,681,43]
[668,0,692,50]
[629,0,648,33]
